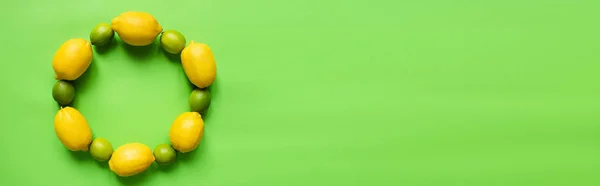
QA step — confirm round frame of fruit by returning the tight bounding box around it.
[51,11,216,177]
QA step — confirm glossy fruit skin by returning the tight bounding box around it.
[160,30,186,54]
[189,88,211,114]
[169,112,205,153]
[52,80,75,106]
[109,143,155,177]
[89,23,114,46]
[89,138,114,161]
[111,11,163,46]
[181,41,217,88]
[153,144,177,165]
[54,107,92,151]
[52,38,93,80]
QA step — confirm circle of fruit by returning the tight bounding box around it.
[51,11,216,177]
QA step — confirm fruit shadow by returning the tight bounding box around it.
[93,37,118,55]
[201,78,219,122]
[121,37,159,61]
[70,59,98,108]
[74,57,98,88]
[159,45,182,63]
[115,164,154,185]
[178,136,208,164]
[68,150,90,162]
[96,160,109,169]
[156,159,181,173]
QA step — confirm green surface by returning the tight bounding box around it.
[1,0,600,185]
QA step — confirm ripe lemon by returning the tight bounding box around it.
[111,11,163,46]
[52,38,93,80]
[109,143,155,177]
[54,107,92,151]
[181,41,217,88]
[169,112,205,153]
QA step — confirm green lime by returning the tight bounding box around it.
[154,144,177,164]
[189,88,211,114]
[89,138,113,161]
[160,30,186,54]
[89,23,114,46]
[52,80,75,106]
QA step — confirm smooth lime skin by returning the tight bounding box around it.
[160,30,186,54]
[189,88,211,114]
[52,80,75,106]
[89,138,114,161]
[153,144,177,164]
[89,23,114,46]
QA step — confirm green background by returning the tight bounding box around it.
[1,0,600,185]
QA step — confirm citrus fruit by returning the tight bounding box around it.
[189,88,211,114]
[181,41,217,88]
[54,107,92,151]
[52,80,75,106]
[89,138,114,161]
[111,11,163,46]
[109,143,155,177]
[160,30,186,54]
[153,144,177,165]
[89,23,114,46]
[169,112,205,153]
[52,38,93,80]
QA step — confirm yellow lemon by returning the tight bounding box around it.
[109,143,155,177]
[181,41,217,88]
[111,11,163,46]
[52,38,92,80]
[54,107,93,151]
[169,112,205,153]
